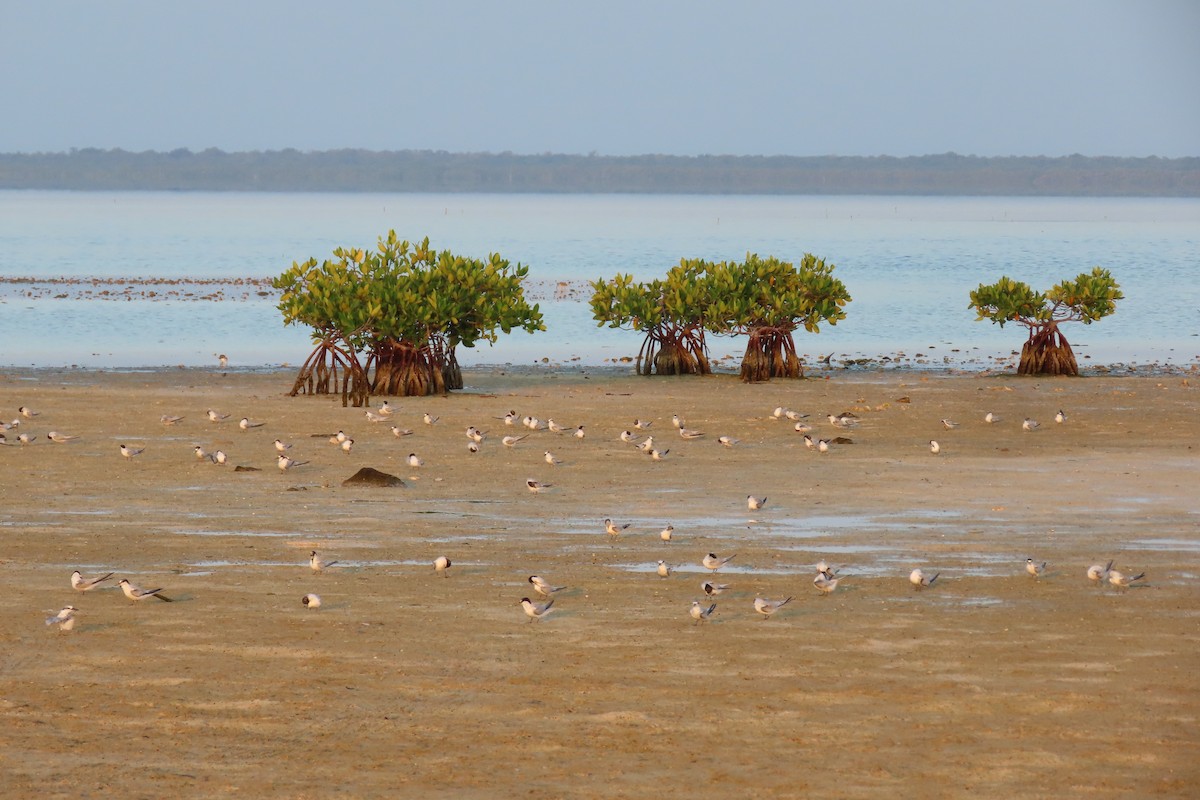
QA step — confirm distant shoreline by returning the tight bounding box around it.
[2,150,1197,196]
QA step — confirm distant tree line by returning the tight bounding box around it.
[0,148,1196,196]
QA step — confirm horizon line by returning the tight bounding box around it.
[3,148,1197,161]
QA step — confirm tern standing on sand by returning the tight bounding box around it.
[689,601,716,624]
[46,606,78,630]
[71,570,114,592]
[909,569,939,590]
[702,553,735,572]
[119,578,173,602]
[520,597,554,622]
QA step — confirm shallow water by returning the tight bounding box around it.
[2,191,1197,369]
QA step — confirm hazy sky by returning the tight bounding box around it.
[2,1,1196,157]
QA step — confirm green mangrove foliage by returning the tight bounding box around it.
[273,246,376,405]
[589,260,720,375]
[274,232,544,403]
[713,253,851,382]
[969,267,1122,376]
[590,253,850,381]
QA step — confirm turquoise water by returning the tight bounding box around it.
[1,191,1196,369]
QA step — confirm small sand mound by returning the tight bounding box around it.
[342,467,405,488]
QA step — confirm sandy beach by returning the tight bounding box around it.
[2,365,1197,798]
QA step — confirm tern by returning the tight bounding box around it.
[771,407,786,419]
[302,593,321,609]
[689,601,716,624]
[718,436,739,447]
[213,450,228,465]
[1055,410,1067,424]
[1026,558,1047,578]
[909,569,939,590]
[604,518,630,537]
[502,411,518,426]
[71,570,114,592]
[620,430,637,443]
[364,410,387,423]
[218,354,228,369]
[207,410,230,422]
[340,439,354,454]
[544,451,562,466]
[434,555,452,577]
[119,444,144,459]
[119,578,173,602]
[331,430,348,444]
[310,551,339,572]
[656,561,674,578]
[502,434,528,447]
[378,401,394,416]
[468,441,480,454]
[17,433,36,445]
[547,419,567,433]
[817,439,831,453]
[984,412,999,424]
[660,524,674,543]
[634,419,653,430]
[1108,569,1145,590]
[678,427,705,440]
[160,415,185,426]
[785,410,808,421]
[813,572,839,595]
[239,418,265,431]
[278,455,308,471]
[528,575,566,597]
[747,495,767,511]
[19,406,39,418]
[423,413,439,426]
[649,448,669,461]
[391,426,414,437]
[941,419,959,430]
[48,431,79,443]
[828,413,857,428]
[466,427,486,443]
[527,478,556,493]
[273,439,292,453]
[702,553,735,572]
[45,606,79,630]
[193,445,209,461]
[520,597,554,623]
[407,453,424,468]
[803,434,815,450]
[572,426,586,439]
[930,440,941,455]
[753,596,793,618]
[794,421,813,433]
[672,414,684,429]
[1087,560,1114,583]
[702,581,730,596]
[636,436,654,452]
[1022,418,1040,431]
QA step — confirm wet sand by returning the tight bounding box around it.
[2,366,1198,798]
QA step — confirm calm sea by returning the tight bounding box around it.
[0,191,1197,371]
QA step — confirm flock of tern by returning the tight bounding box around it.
[18,388,1146,631]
